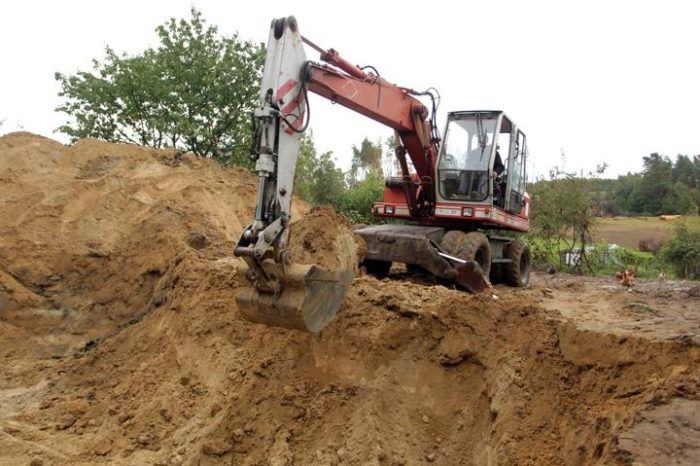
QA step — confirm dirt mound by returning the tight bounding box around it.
[0,132,311,356]
[288,207,364,271]
[1,133,698,466]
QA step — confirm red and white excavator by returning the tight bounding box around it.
[234,17,531,332]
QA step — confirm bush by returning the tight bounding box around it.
[613,247,662,277]
[638,238,663,255]
[528,238,665,278]
[662,221,700,279]
[337,169,384,224]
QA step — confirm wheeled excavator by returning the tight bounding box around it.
[234,16,531,332]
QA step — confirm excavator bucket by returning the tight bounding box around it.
[454,261,492,294]
[236,262,355,333]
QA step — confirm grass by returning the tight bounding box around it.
[593,216,700,248]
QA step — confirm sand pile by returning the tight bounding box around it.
[0,132,267,347]
[0,133,698,466]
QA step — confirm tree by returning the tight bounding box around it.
[55,8,264,166]
[313,152,347,207]
[673,154,700,208]
[529,177,597,271]
[631,153,674,214]
[381,135,400,177]
[294,134,322,203]
[293,133,384,223]
[613,172,643,214]
[661,182,698,215]
[624,153,699,215]
[673,154,698,189]
[349,137,383,184]
[294,133,345,207]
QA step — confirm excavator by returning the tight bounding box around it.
[234,16,531,332]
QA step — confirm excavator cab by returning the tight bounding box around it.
[437,111,527,213]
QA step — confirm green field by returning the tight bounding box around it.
[593,216,700,248]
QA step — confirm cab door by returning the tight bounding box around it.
[505,130,527,214]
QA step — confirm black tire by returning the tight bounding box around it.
[503,240,530,287]
[440,230,466,257]
[362,259,392,277]
[441,230,492,278]
[456,232,492,278]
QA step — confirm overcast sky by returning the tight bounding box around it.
[1,0,698,179]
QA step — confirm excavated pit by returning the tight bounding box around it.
[0,133,698,466]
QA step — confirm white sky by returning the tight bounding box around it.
[1,0,699,179]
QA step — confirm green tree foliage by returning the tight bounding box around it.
[589,153,699,216]
[675,155,700,207]
[349,138,383,184]
[663,182,697,214]
[662,221,700,279]
[673,155,698,189]
[337,169,385,224]
[631,154,676,214]
[528,171,597,271]
[55,8,264,166]
[294,134,345,207]
[612,173,643,214]
[381,135,401,176]
[295,134,384,223]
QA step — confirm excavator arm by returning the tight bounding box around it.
[304,56,440,217]
[234,16,443,332]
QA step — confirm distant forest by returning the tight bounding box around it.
[533,154,700,216]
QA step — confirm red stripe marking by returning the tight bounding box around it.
[284,117,304,135]
[276,78,297,101]
[281,99,299,116]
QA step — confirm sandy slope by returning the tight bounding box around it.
[0,133,698,466]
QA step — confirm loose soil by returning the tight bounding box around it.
[1,133,698,466]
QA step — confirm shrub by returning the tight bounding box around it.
[338,169,385,224]
[661,221,700,279]
[638,238,663,255]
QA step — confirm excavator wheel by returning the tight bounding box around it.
[440,230,467,258]
[442,231,492,278]
[440,231,492,292]
[503,240,530,287]
[457,232,492,278]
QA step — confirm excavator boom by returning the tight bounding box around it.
[233,17,357,332]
